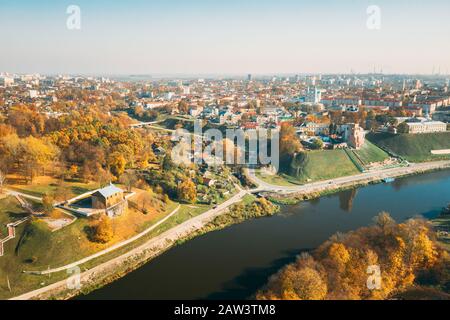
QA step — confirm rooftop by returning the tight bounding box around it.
[95,183,124,198]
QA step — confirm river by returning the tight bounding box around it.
[80,170,450,300]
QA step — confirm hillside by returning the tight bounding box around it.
[289,149,360,183]
[367,132,450,162]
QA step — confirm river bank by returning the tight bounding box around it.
[10,162,450,300]
[82,169,450,300]
[10,189,250,300]
[263,161,450,205]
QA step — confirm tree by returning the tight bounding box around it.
[178,100,189,114]
[96,167,113,187]
[280,123,302,157]
[311,139,324,150]
[93,216,114,243]
[0,169,5,194]
[162,154,175,171]
[42,194,55,214]
[67,165,78,180]
[281,267,328,300]
[397,122,409,134]
[0,124,16,138]
[54,181,73,203]
[18,136,59,183]
[373,211,396,231]
[119,171,138,192]
[108,152,127,178]
[177,178,197,203]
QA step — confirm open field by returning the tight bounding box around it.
[8,176,98,199]
[367,132,450,162]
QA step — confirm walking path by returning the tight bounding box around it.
[7,160,450,299]
[4,189,43,202]
[23,204,181,275]
[0,195,32,257]
[247,160,450,194]
[11,187,248,300]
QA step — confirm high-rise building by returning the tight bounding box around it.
[305,86,322,104]
[0,76,14,87]
[247,74,252,81]
[414,79,422,90]
[182,86,191,95]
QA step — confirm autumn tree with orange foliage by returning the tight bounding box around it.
[177,178,197,204]
[257,213,446,300]
[279,123,302,157]
[93,216,114,244]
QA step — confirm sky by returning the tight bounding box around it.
[1,0,450,75]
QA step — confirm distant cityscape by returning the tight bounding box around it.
[1,72,449,146]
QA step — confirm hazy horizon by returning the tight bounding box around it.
[1,0,450,75]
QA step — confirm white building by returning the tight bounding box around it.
[406,121,447,134]
[29,90,39,99]
[297,122,329,136]
[182,86,191,95]
[164,92,175,100]
[305,87,322,104]
[0,76,14,87]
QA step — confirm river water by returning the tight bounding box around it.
[80,170,450,300]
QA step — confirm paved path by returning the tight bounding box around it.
[23,204,181,275]
[10,160,450,299]
[4,189,43,202]
[129,120,164,128]
[0,196,32,257]
[11,187,248,300]
[247,160,450,194]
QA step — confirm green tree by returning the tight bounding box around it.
[397,122,409,134]
[311,139,324,150]
[162,154,175,171]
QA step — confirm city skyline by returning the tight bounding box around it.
[1,0,450,75]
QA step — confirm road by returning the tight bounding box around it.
[10,160,450,299]
[247,160,450,194]
[128,120,164,128]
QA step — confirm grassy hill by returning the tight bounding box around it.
[353,141,390,165]
[367,132,450,162]
[289,149,360,183]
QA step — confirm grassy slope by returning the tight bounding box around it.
[0,186,242,299]
[354,141,390,165]
[9,178,98,198]
[367,132,450,162]
[255,171,298,187]
[0,197,28,237]
[0,192,179,298]
[290,149,360,183]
